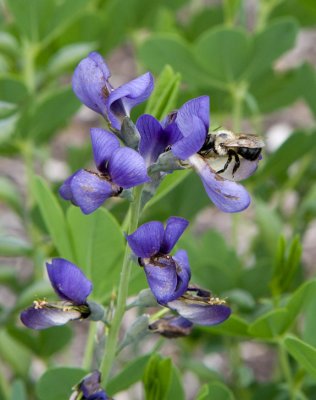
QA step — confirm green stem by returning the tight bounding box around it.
[82,322,97,370]
[278,341,296,400]
[100,185,143,384]
[231,82,247,132]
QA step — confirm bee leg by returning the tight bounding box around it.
[232,152,240,174]
[216,150,234,174]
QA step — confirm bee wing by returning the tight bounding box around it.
[224,135,265,148]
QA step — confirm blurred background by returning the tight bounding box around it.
[1,0,316,399]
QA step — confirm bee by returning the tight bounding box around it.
[199,129,264,175]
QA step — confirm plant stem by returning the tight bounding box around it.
[278,341,296,400]
[82,322,97,370]
[100,185,143,384]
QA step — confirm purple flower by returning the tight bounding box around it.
[167,286,231,326]
[20,258,92,330]
[149,315,193,338]
[166,96,260,212]
[59,128,150,214]
[136,114,182,166]
[70,371,111,400]
[126,217,191,304]
[72,52,154,130]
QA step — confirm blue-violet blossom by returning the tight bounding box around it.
[167,286,231,326]
[72,52,154,131]
[21,258,92,330]
[126,217,191,304]
[59,128,150,214]
[168,96,260,212]
[70,371,110,400]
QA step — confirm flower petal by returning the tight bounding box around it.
[167,300,231,326]
[176,96,210,135]
[108,147,150,188]
[90,128,120,172]
[160,217,189,254]
[144,260,178,304]
[108,72,154,130]
[46,258,93,304]
[70,169,115,214]
[137,114,167,165]
[72,52,111,116]
[20,305,81,330]
[207,156,260,182]
[126,221,164,258]
[59,173,78,205]
[190,155,251,212]
[171,115,207,160]
[167,249,191,302]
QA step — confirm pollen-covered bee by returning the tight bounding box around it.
[199,129,264,175]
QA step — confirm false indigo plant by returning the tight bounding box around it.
[20,51,262,398]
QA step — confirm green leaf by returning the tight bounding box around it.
[0,330,30,376]
[0,113,20,147]
[14,280,53,310]
[36,367,86,400]
[284,335,316,379]
[28,86,80,143]
[107,354,151,395]
[0,176,23,215]
[10,379,27,400]
[283,279,316,331]
[144,170,191,210]
[254,201,283,257]
[246,18,298,81]
[7,0,89,44]
[203,314,250,337]
[67,207,125,301]
[143,354,173,400]
[166,365,185,400]
[196,381,235,400]
[270,235,302,296]
[0,32,19,58]
[145,64,181,120]
[37,325,73,358]
[249,67,302,114]
[47,42,96,77]
[248,309,288,339]
[32,175,74,259]
[257,131,316,183]
[179,229,241,292]
[303,296,316,347]
[0,236,32,256]
[138,34,212,88]
[271,0,316,27]
[194,26,250,84]
[0,77,28,105]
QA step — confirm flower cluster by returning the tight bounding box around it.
[127,218,231,333]
[58,52,261,214]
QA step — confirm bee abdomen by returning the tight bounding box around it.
[237,147,261,161]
